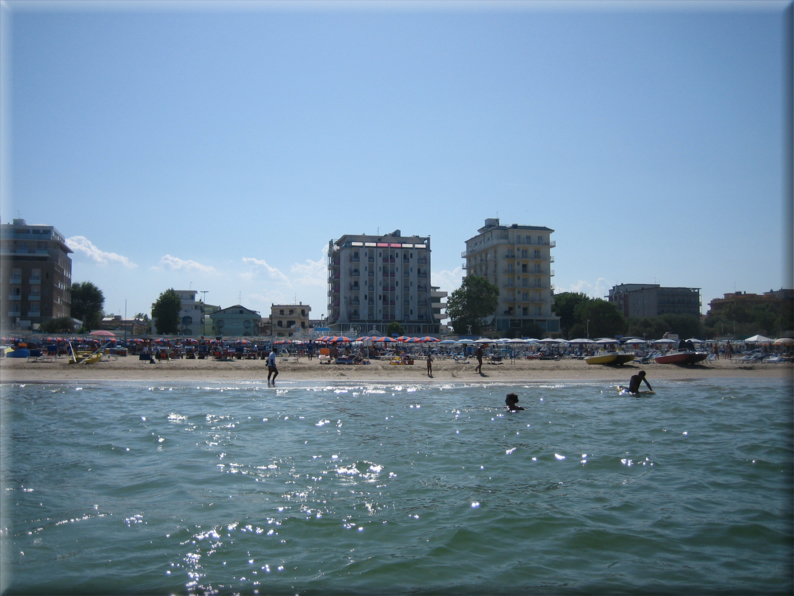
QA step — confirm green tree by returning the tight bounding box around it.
[386,321,405,337]
[574,299,626,339]
[71,281,105,331]
[552,292,592,338]
[152,289,182,335]
[40,316,75,334]
[446,276,500,335]
[626,314,702,340]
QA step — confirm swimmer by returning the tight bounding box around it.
[628,370,653,395]
[505,393,524,411]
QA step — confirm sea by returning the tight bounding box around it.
[1,378,791,595]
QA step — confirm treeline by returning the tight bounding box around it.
[553,292,793,340]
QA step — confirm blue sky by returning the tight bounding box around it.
[3,1,790,321]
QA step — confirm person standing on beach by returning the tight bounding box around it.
[426,353,433,377]
[307,340,314,361]
[267,347,279,386]
[475,345,484,375]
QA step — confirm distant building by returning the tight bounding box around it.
[270,303,312,337]
[430,286,447,325]
[328,230,438,335]
[0,218,73,331]
[210,305,262,337]
[100,315,148,335]
[462,218,559,334]
[708,289,794,316]
[608,284,701,318]
[172,290,205,337]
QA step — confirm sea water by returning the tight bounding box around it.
[1,379,791,595]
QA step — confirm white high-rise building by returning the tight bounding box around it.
[462,218,560,334]
[327,230,437,335]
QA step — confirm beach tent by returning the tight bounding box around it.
[744,335,773,343]
[90,329,116,337]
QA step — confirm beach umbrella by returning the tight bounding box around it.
[330,336,352,343]
[419,336,440,342]
[568,338,594,344]
[773,337,793,345]
[376,336,397,343]
[474,338,491,344]
[395,336,410,342]
[90,329,116,337]
[538,337,562,343]
[650,338,676,344]
[684,338,704,344]
[622,338,646,345]
[438,339,457,345]
[744,334,773,343]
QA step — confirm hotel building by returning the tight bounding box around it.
[608,284,701,318]
[0,219,72,331]
[462,218,560,334]
[327,230,438,335]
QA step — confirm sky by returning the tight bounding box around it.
[2,1,791,322]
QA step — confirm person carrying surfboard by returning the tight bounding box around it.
[628,370,653,395]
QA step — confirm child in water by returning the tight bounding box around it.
[505,393,524,411]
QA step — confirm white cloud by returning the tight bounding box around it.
[556,278,610,298]
[242,257,289,283]
[432,266,465,296]
[66,236,138,268]
[290,257,326,286]
[159,255,216,273]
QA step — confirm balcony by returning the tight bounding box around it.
[8,295,21,301]
[27,311,41,317]
[28,295,41,301]
[349,270,360,277]
[349,256,360,263]
[417,258,427,264]
[9,276,22,284]
[7,310,21,317]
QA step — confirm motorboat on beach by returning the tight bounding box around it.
[585,338,635,366]
[585,351,635,366]
[655,351,708,365]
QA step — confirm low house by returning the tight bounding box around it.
[209,305,262,337]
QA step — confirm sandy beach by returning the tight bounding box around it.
[1,354,791,385]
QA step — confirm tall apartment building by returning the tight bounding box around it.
[328,230,437,335]
[462,218,559,334]
[0,219,72,331]
[608,284,701,318]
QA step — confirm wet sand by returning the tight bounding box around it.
[2,354,791,384]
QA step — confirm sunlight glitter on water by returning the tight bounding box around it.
[2,379,792,595]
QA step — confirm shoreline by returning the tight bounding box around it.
[2,356,791,385]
